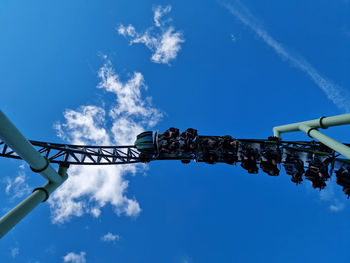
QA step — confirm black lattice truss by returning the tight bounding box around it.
[0,138,348,166]
[0,140,141,165]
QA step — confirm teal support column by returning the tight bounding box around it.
[273,114,350,137]
[273,114,350,159]
[0,166,68,239]
[298,124,350,159]
[0,110,62,183]
[0,110,69,238]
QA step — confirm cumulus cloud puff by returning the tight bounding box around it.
[49,59,162,224]
[118,5,184,64]
[63,251,86,263]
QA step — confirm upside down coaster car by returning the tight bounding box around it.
[135,127,350,196]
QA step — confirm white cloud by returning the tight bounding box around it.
[153,5,172,27]
[151,27,184,64]
[49,59,162,223]
[101,232,120,242]
[117,24,136,37]
[5,164,31,200]
[180,256,192,263]
[63,252,86,263]
[319,181,345,213]
[10,247,19,258]
[329,203,345,212]
[223,0,350,112]
[230,34,236,42]
[117,5,184,64]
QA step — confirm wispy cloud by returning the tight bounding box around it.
[319,180,345,212]
[63,251,86,263]
[49,58,162,223]
[223,0,350,112]
[180,256,192,263]
[4,164,31,200]
[153,5,172,27]
[101,232,120,242]
[118,5,184,64]
[10,247,19,258]
[230,33,236,42]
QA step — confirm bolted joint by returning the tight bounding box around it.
[307,127,319,138]
[30,157,50,173]
[319,116,328,129]
[32,187,50,202]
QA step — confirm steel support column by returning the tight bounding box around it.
[273,114,350,138]
[273,114,350,159]
[0,165,68,238]
[0,110,62,183]
[0,110,69,238]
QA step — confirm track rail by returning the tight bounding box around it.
[0,138,347,165]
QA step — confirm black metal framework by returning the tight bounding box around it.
[1,138,348,165]
[0,140,141,165]
[2,136,350,197]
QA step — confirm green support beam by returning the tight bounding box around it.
[0,111,63,183]
[273,114,350,159]
[0,166,68,238]
[0,110,69,238]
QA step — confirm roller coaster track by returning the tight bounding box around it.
[0,138,348,166]
[0,140,141,165]
[1,111,350,238]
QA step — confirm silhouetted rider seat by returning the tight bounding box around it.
[336,167,350,198]
[241,159,258,174]
[260,150,281,176]
[203,151,218,164]
[159,127,179,141]
[240,146,259,174]
[219,136,237,153]
[283,155,304,184]
[305,159,329,189]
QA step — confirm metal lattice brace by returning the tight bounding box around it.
[0,140,142,165]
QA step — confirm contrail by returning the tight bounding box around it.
[222,0,350,112]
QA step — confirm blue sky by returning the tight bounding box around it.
[1,0,350,262]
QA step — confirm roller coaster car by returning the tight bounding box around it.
[283,156,304,184]
[240,147,259,174]
[158,127,179,140]
[305,173,327,189]
[335,168,350,198]
[134,131,156,162]
[260,161,279,176]
[196,135,238,164]
[305,160,329,189]
[260,150,281,176]
[180,128,197,139]
[307,159,330,179]
[222,152,237,165]
[156,128,197,162]
[202,151,218,164]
